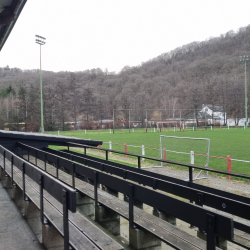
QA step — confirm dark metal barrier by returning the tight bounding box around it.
[43,146,250,235]
[17,142,234,249]
[0,145,76,250]
[67,142,250,180]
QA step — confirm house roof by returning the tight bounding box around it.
[0,0,27,51]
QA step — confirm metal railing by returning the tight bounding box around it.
[46,146,250,235]
[16,142,236,250]
[0,145,76,250]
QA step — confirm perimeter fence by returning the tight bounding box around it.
[81,141,250,179]
[45,124,247,137]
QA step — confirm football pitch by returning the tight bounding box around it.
[48,127,250,176]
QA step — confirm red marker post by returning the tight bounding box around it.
[125,143,127,157]
[227,155,231,179]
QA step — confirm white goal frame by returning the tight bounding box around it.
[156,121,178,129]
[160,135,210,181]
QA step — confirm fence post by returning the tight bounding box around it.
[244,125,246,129]
[125,143,127,157]
[174,127,176,132]
[163,148,166,166]
[190,151,194,165]
[227,155,231,179]
[109,141,112,154]
[211,126,212,130]
[142,145,145,161]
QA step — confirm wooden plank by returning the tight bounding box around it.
[27,155,216,250]
[2,158,123,250]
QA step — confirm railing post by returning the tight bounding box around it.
[3,150,5,174]
[39,175,44,224]
[227,155,231,179]
[129,184,135,228]
[44,154,47,171]
[22,162,26,200]
[105,150,108,161]
[35,150,38,166]
[72,163,75,189]
[206,213,216,250]
[62,189,69,250]
[138,156,141,169]
[94,171,98,206]
[189,166,193,183]
[11,155,14,186]
[28,148,29,161]
[84,146,86,155]
[56,158,59,179]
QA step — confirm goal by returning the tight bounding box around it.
[182,120,197,130]
[159,135,210,180]
[156,121,179,131]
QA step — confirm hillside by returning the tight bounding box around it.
[0,25,250,131]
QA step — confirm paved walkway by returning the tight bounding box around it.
[0,181,44,250]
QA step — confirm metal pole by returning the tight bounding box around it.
[245,60,248,127]
[40,44,44,133]
[113,109,115,134]
[129,109,130,133]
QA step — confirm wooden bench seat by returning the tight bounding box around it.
[23,154,222,250]
[1,157,123,250]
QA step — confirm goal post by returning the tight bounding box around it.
[159,135,210,180]
[156,121,179,131]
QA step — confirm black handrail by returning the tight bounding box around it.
[45,146,250,235]
[0,145,76,250]
[67,142,250,180]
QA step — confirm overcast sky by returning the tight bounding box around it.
[0,0,250,73]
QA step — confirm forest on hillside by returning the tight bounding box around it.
[0,25,250,131]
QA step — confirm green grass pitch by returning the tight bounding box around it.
[48,127,250,176]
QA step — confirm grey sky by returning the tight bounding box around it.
[0,0,250,73]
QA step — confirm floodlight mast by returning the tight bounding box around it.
[240,55,250,127]
[35,35,46,133]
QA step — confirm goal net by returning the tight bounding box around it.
[183,120,197,130]
[159,135,210,180]
[156,121,179,131]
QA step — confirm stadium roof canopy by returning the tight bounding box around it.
[0,0,27,51]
